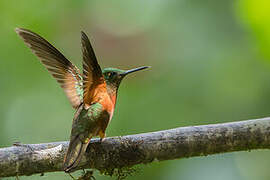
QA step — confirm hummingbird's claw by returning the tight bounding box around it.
[99,138,104,143]
[99,131,106,143]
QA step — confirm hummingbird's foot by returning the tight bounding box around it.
[98,131,106,143]
[99,138,104,143]
[13,142,35,152]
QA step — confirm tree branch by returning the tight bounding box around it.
[1,117,270,178]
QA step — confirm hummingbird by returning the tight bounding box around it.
[15,28,149,172]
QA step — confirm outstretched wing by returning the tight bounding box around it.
[81,31,106,105]
[16,28,83,109]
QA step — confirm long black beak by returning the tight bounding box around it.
[121,66,150,76]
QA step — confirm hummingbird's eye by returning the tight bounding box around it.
[108,72,116,78]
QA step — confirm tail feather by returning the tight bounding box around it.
[63,136,91,172]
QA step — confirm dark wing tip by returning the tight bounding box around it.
[15,27,25,37]
[81,30,86,36]
[15,27,21,33]
[15,27,29,35]
[15,27,37,40]
[15,27,24,32]
[81,31,89,42]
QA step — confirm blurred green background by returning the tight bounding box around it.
[1,0,270,179]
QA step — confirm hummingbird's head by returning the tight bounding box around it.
[102,66,149,89]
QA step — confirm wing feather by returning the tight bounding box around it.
[81,31,105,105]
[16,28,83,108]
